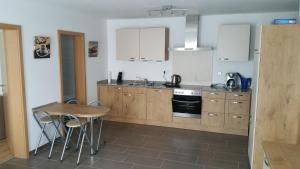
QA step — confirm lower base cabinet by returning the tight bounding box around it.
[201,112,224,128]
[98,84,250,136]
[146,89,172,122]
[122,88,146,119]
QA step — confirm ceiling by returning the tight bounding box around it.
[37,0,298,18]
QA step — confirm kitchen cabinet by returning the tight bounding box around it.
[98,85,122,117]
[140,28,169,61]
[146,89,172,122]
[202,112,224,128]
[201,91,225,128]
[251,25,300,169]
[116,27,169,61]
[225,114,249,130]
[122,87,146,119]
[217,24,251,62]
[116,28,140,61]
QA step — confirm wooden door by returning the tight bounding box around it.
[140,28,168,61]
[116,29,140,61]
[146,89,172,122]
[252,25,300,169]
[58,30,86,104]
[0,24,28,159]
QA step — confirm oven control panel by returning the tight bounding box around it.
[173,89,202,96]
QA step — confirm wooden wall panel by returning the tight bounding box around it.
[252,24,300,169]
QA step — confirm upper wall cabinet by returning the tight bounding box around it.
[140,28,169,61]
[116,28,140,61]
[217,24,251,62]
[116,27,169,61]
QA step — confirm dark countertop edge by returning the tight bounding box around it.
[97,80,252,93]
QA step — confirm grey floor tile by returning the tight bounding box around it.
[159,152,197,164]
[91,158,133,169]
[127,147,160,158]
[95,149,128,161]
[132,164,160,169]
[125,154,163,167]
[161,160,203,169]
[0,121,249,169]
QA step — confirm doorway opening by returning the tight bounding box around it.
[58,30,86,104]
[0,23,29,162]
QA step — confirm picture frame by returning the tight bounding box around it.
[34,36,50,59]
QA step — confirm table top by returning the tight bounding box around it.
[262,141,300,169]
[32,102,110,118]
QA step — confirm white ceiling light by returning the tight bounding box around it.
[148,5,188,17]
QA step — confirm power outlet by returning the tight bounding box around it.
[217,72,222,76]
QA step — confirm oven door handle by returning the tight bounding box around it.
[172,99,201,104]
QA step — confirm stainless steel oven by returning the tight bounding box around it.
[172,89,202,118]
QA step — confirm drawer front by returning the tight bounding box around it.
[123,87,145,94]
[226,92,250,100]
[202,98,225,113]
[202,112,224,128]
[110,86,123,93]
[202,91,226,99]
[225,114,249,130]
[226,100,250,115]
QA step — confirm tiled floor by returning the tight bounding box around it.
[0,121,250,169]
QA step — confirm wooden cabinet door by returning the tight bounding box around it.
[225,114,249,130]
[116,28,140,61]
[217,24,250,61]
[98,85,110,106]
[201,112,224,128]
[123,92,146,119]
[226,100,250,115]
[202,98,225,113]
[108,86,123,116]
[140,28,168,61]
[146,89,172,122]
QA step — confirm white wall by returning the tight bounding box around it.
[107,12,298,83]
[0,0,107,150]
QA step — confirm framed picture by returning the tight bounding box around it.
[34,36,50,59]
[88,41,98,57]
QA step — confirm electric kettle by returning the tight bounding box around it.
[171,74,181,87]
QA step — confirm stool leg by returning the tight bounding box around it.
[76,128,82,151]
[34,124,46,155]
[77,125,87,165]
[49,122,60,159]
[96,118,103,151]
[60,128,71,161]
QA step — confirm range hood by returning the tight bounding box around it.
[173,15,212,51]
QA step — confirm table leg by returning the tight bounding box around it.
[90,117,94,155]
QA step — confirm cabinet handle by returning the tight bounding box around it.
[209,92,218,95]
[210,99,218,102]
[233,101,243,104]
[141,57,146,60]
[208,113,217,117]
[232,115,243,119]
[234,94,243,97]
[264,159,270,167]
[154,90,162,92]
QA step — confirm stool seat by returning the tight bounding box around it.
[39,116,53,124]
[66,119,86,128]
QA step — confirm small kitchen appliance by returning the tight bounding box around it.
[239,74,251,92]
[171,74,181,87]
[226,72,239,89]
[116,72,123,84]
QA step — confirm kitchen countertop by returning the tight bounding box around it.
[262,141,300,169]
[97,80,250,93]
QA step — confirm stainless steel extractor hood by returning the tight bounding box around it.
[173,15,212,51]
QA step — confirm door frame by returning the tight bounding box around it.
[0,23,29,158]
[57,30,87,104]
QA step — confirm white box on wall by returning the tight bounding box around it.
[217,24,251,62]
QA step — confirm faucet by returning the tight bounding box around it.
[136,76,149,84]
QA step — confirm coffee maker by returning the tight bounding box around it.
[226,72,239,89]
